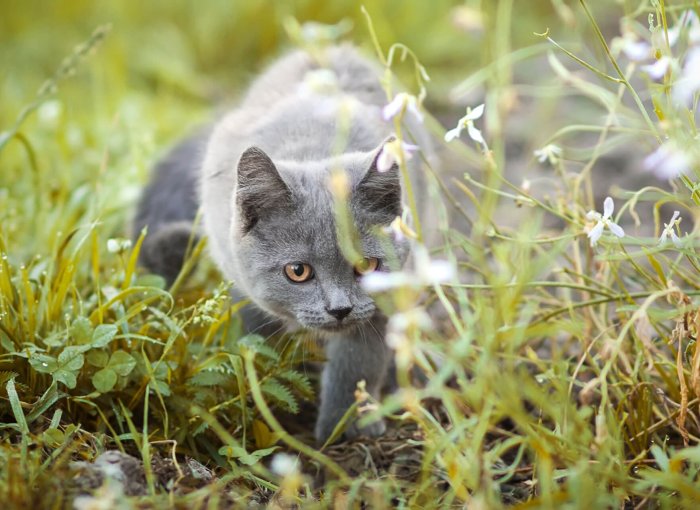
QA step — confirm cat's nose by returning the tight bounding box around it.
[326,306,352,321]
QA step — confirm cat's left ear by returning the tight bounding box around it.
[354,136,402,220]
[236,147,292,233]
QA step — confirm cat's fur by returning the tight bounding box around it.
[134,45,428,442]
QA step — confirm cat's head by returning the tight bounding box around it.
[230,141,410,332]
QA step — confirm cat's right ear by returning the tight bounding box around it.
[236,147,291,233]
[354,137,402,221]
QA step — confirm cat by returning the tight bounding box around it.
[134,44,430,443]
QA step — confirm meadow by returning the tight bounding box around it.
[2,1,700,508]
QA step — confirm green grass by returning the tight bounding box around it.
[2,0,700,508]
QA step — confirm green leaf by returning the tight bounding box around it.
[26,380,62,424]
[29,354,57,374]
[133,274,166,289]
[91,324,118,348]
[71,317,93,344]
[108,350,136,376]
[239,335,279,361]
[650,444,670,472]
[0,331,13,352]
[57,346,85,371]
[53,370,77,389]
[278,369,314,399]
[218,445,280,466]
[87,350,109,368]
[190,370,230,387]
[261,378,298,414]
[148,379,171,397]
[43,427,65,447]
[42,331,65,347]
[645,251,667,287]
[6,377,28,435]
[92,368,117,393]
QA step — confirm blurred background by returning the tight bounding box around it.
[0,0,628,260]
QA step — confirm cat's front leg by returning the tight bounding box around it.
[315,317,391,443]
[138,221,198,285]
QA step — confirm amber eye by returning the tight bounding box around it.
[354,257,381,275]
[284,263,314,283]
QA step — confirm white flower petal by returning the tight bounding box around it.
[690,26,700,45]
[608,222,625,238]
[644,143,692,180]
[382,94,405,121]
[671,231,682,248]
[107,239,120,253]
[622,40,652,61]
[361,272,410,292]
[271,453,299,476]
[401,142,420,159]
[467,103,485,120]
[424,260,456,284]
[603,197,614,219]
[444,126,462,142]
[588,222,604,247]
[585,210,600,221]
[533,144,562,166]
[641,57,671,80]
[466,123,485,145]
[672,47,700,105]
[669,10,700,47]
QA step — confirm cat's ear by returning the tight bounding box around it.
[355,137,402,220]
[236,147,291,233]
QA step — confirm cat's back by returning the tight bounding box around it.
[201,45,389,181]
[241,44,386,111]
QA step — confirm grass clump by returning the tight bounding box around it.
[3,0,700,508]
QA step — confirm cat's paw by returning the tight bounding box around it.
[139,222,197,285]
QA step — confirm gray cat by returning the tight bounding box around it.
[134,45,428,443]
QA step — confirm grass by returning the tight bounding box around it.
[2,0,700,508]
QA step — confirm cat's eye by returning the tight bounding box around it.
[284,262,314,283]
[354,257,381,275]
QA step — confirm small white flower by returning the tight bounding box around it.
[38,99,63,129]
[444,104,487,151]
[659,211,683,248]
[672,47,700,105]
[667,10,700,47]
[382,93,423,123]
[643,142,692,179]
[361,271,411,292]
[585,197,625,247]
[622,39,652,61]
[107,238,132,254]
[376,139,419,172]
[270,453,299,477]
[361,246,456,292]
[533,144,563,166]
[641,56,672,79]
[386,308,432,361]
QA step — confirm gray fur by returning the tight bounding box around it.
[137,45,427,443]
[133,131,207,284]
